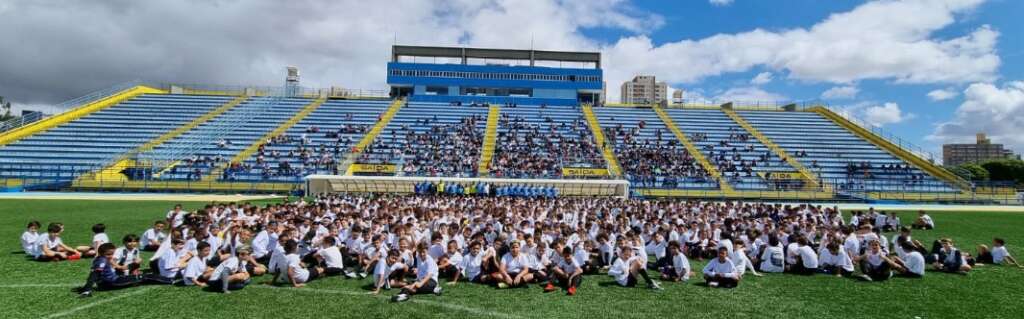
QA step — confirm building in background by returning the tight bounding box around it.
[943,133,1020,166]
[620,75,667,104]
[387,45,603,105]
[672,89,684,104]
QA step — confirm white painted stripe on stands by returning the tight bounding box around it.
[41,286,155,319]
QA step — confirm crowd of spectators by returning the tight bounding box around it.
[604,124,710,188]
[490,114,605,178]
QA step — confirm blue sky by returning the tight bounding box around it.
[581,0,1024,158]
[2,0,1022,160]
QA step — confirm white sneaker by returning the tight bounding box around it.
[359,272,368,278]
[392,294,409,302]
[433,286,443,296]
[345,272,357,279]
[859,274,873,282]
[649,282,663,290]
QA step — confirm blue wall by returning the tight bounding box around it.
[387,62,603,91]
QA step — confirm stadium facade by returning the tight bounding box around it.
[387,45,603,105]
[0,45,1015,204]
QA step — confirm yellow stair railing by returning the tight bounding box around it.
[581,104,621,177]
[808,106,972,192]
[0,86,165,146]
[342,98,405,175]
[204,97,327,181]
[79,95,250,182]
[721,107,829,192]
[477,104,501,176]
[652,106,734,193]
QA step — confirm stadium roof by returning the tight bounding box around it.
[391,45,600,68]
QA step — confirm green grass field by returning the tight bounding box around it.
[2,198,1024,319]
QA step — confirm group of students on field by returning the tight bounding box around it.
[19,196,1023,301]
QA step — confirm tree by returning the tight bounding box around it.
[981,159,1024,186]
[959,163,990,181]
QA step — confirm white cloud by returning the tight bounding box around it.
[862,102,913,126]
[714,87,787,103]
[0,0,1002,109]
[930,81,1024,150]
[750,72,773,85]
[603,0,999,102]
[709,0,734,6]
[821,85,859,99]
[927,88,959,101]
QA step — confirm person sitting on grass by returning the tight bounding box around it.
[274,240,321,288]
[496,241,533,289]
[730,241,761,278]
[113,235,143,276]
[77,243,142,297]
[608,244,662,290]
[21,221,41,257]
[371,250,407,295]
[183,241,214,287]
[890,241,925,278]
[758,235,785,274]
[789,237,818,276]
[660,241,693,282]
[975,238,1023,268]
[35,223,82,262]
[545,246,583,295]
[703,247,740,288]
[818,242,854,277]
[82,223,110,259]
[140,220,168,252]
[392,242,442,302]
[145,238,189,284]
[912,211,934,230]
[207,246,255,293]
[933,238,971,275]
[858,240,898,282]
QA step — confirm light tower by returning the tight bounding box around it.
[285,66,300,97]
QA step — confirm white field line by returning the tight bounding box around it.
[0,283,78,288]
[250,285,524,319]
[40,286,155,319]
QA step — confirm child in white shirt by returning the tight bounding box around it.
[659,241,692,282]
[607,246,661,290]
[20,221,41,257]
[544,246,583,295]
[392,242,441,302]
[703,247,739,288]
[372,251,407,295]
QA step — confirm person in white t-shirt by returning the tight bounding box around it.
[79,223,109,258]
[759,235,785,273]
[703,247,739,288]
[497,241,534,288]
[858,240,898,282]
[144,238,188,284]
[607,245,662,290]
[659,241,692,282]
[113,234,143,276]
[20,221,41,257]
[315,237,346,276]
[275,240,321,287]
[912,211,934,230]
[545,246,583,295]
[818,242,854,277]
[437,240,463,281]
[392,242,441,302]
[37,223,81,261]
[452,240,485,285]
[372,250,407,295]
[208,246,254,293]
[891,241,925,278]
[182,242,213,287]
[141,220,168,252]
[789,237,818,276]
[977,238,1023,268]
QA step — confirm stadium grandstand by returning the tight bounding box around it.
[0,45,1015,204]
